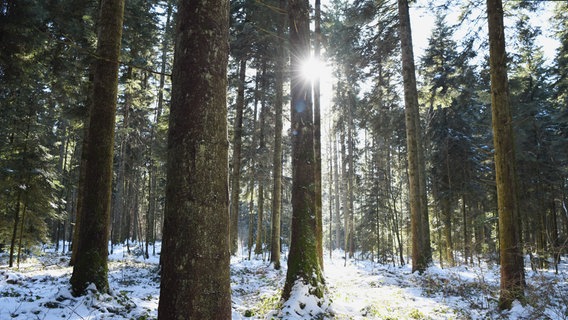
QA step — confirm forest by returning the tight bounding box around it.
[1,0,567,319]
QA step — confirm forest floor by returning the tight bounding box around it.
[1,243,567,319]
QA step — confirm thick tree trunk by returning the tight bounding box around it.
[283,0,325,302]
[70,0,125,295]
[157,0,231,317]
[486,0,525,310]
[230,59,246,255]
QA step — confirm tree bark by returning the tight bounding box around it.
[270,0,286,269]
[157,0,231,317]
[283,0,325,302]
[333,134,341,251]
[255,65,268,256]
[70,0,125,295]
[314,0,324,271]
[397,0,429,273]
[486,0,525,310]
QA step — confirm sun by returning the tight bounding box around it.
[300,56,327,83]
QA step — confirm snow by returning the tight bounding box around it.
[1,243,567,319]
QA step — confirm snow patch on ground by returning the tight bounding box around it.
[1,244,567,319]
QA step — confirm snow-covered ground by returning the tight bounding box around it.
[1,243,566,319]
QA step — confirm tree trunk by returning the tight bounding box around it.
[70,0,125,295]
[255,65,268,256]
[333,134,341,251]
[270,0,286,269]
[347,93,355,259]
[146,2,171,259]
[397,0,429,273]
[486,0,525,310]
[442,197,454,266]
[247,83,259,260]
[9,192,21,268]
[314,0,324,271]
[340,125,349,261]
[230,59,246,255]
[283,0,325,302]
[157,0,231,316]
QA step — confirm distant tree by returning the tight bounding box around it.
[282,0,325,306]
[230,59,247,256]
[157,0,231,318]
[486,0,525,310]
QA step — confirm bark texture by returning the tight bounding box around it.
[270,0,286,269]
[397,0,430,273]
[314,0,324,270]
[486,0,525,310]
[283,0,325,301]
[69,0,124,295]
[157,0,231,317]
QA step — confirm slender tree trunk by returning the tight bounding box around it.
[255,66,268,256]
[333,134,341,251]
[157,0,231,316]
[328,135,334,258]
[397,0,429,273]
[462,194,470,264]
[442,197,454,266]
[16,203,28,268]
[146,1,171,259]
[347,93,355,259]
[247,87,259,259]
[387,143,404,266]
[340,125,349,262]
[70,0,125,295]
[247,178,255,260]
[230,59,247,255]
[314,0,324,270]
[283,0,325,302]
[270,0,286,269]
[69,87,91,266]
[9,192,21,268]
[486,0,525,310]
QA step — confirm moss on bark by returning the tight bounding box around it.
[283,0,325,302]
